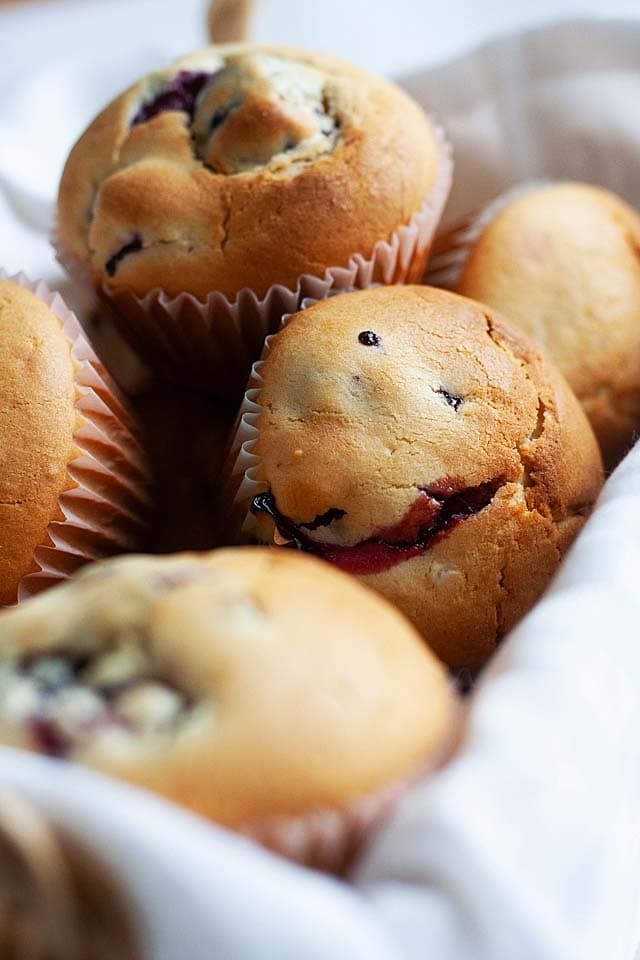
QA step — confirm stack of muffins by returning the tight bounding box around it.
[2,40,636,871]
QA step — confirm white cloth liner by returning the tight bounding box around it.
[1,14,640,960]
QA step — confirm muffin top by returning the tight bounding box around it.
[0,548,454,824]
[0,281,77,606]
[248,285,603,574]
[57,44,440,300]
[456,182,640,468]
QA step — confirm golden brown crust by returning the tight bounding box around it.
[57,44,440,301]
[0,282,78,605]
[0,549,455,825]
[248,286,603,667]
[456,182,640,469]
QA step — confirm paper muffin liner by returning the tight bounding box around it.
[218,326,288,542]
[219,292,349,541]
[423,179,550,290]
[237,719,458,875]
[238,770,411,875]
[220,283,362,541]
[55,122,452,398]
[0,272,152,603]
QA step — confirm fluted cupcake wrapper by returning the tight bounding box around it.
[217,325,284,543]
[423,179,550,290]
[238,768,414,875]
[219,287,361,539]
[237,708,461,875]
[240,781,409,875]
[55,122,453,400]
[0,272,152,603]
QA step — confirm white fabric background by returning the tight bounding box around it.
[1,6,640,959]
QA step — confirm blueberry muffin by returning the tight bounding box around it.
[439,183,640,469]
[56,45,451,391]
[0,548,455,870]
[58,44,446,301]
[0,277,149,605]
[228,286,603,668]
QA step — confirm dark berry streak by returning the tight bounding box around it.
[251,478,501,575]
[105,234,143,278]
[132,71,217,126]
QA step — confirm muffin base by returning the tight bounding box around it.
[238,724,457,874]
[238,775,407,875]
[237,685,460,876]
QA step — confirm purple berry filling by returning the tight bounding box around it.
[251,478,502,575]
[105,233,143,278]
[4,649,190,759]
[28,708,119,758]
[358,331,381,347]
[132,70,217,126]
[29,716,69,757]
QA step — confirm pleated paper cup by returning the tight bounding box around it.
[234,669,460,873]
[238,758,441,875]
[56,124,453,401]
[217,329,284,543]
[0,272,152,603]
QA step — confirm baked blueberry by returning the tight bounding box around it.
[132,70,216,126]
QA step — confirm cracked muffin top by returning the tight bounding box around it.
[0,548,454,825]
[243,286,603,666]
[57,44,441,301]
[455,182,640,469]
[0,281,77,606]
